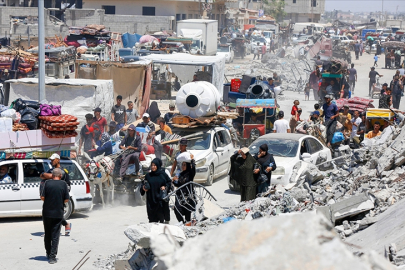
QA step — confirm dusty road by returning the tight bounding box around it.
[0,49,403,270]
[0,174,239,270]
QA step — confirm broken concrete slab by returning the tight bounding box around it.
[373,189,392,203]
[151,212,395,270]
[331,192,375,221]
[124,223,187,248]
[346,197,405,256]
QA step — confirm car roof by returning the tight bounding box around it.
[255,133,307,141]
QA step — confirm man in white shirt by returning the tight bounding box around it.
[0,165,12,183]
[273,111,290,133]
[351,110,362,139]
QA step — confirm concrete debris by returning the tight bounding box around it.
[152,213,395,270]
[96,116,405,269]
[346,197,405,261]
[124,223,187,248]
[225,47,311,92]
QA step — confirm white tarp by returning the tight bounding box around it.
[179,29,203,39]
[6,78,114,130]
[140,54,225,97]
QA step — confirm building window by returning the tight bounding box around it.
[311,0,316,7]
[182,14,187,20]
[102,5,115,15]
[176,14,181,21]
[293,0,296,3]
[142,7,155,16]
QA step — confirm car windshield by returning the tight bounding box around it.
[252,36,266,43]
[249,139,299,157]
[217,46,230,52]
[191,40,200,49]
[263,32,272,38]
[298,36,308,40]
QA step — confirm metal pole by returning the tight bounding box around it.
[38,0,46,101]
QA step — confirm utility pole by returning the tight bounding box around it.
[38,0,46,101]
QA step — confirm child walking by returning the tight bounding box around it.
[374,54,379,67]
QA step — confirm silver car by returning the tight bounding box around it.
[170,126,235,186]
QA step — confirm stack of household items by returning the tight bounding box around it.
[335,97,374,112]
[0,48,40,79]
[66,25,112,56]
[0,98,77,159]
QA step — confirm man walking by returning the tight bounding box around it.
[40,154,71,236]
[41,168,70,264]
[111,95,126,130]
[253,42,260,60]
[273,111,290,133]
[354,41,360,60]
[369,67,382,97]
[93,108,107,133]
[391,75,404,109]
[261,43,266,60]
[126,101,139,125]
[322,95,339,144]
[348,64,357,93]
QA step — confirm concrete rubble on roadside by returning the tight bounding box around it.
[96,113,405,270]
[225,45,312,93]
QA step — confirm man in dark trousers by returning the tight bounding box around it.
[369,67,382,97]
[391,74,404,109]
[40,153,71,236]
[40,168,69,264]
[118,124,142,180]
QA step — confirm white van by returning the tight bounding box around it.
[0,159,92,219]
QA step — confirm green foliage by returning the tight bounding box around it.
[263,0,286,22]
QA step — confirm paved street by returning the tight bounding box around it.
[0,174,239,270]
[0,50,403,270]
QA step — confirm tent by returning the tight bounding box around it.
[140,54,226,96]
[3,78,114,130]
[75,59,152,117]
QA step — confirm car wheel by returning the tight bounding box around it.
[229,177,240,192]
[205,164,214,186]
[64,199,73,220]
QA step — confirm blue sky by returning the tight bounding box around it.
[325,0,405,12]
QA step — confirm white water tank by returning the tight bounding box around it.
[176,81,220,118]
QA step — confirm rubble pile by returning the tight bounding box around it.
[157,213,395,270]
[225,54,311,92]
[97,117,405,270]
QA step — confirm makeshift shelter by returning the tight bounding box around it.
[75,59,152,116]
[3,78,114,129]
[140,54,226,96]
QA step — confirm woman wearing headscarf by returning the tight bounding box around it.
[253,144,277,194]
[229,147,258,202]
[172,157,196,223]
[140,158,172,223]
[147,101,161,123]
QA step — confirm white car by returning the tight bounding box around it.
[250,36,268,53]
[292,35,311,45]
[217,45,234,63]
[0,159,92,219]
[170,126,235,186]
[229,133,331,189]
[331,35,352,45]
